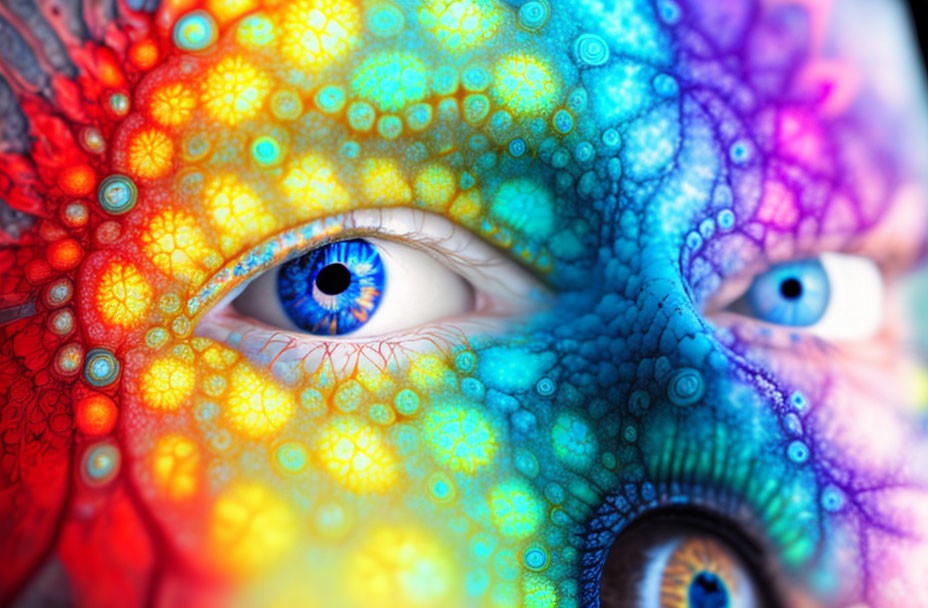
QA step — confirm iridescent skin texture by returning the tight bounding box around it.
[1,1,927,607]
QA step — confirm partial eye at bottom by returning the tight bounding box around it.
[599,514,771,608]
[232,237,474,338]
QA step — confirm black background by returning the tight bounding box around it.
[908,1,926,66]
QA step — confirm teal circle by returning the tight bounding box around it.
[377,115,403,139]
[788,440,810,464]
[667,368,705,406]
[574,34,610,66]
[575,141,595,163]
[602,128,621,147]
[522,546,549,571]
[518,0,550,31]
[455,351,477,373]
[514,448,540,478]
[82,442,120,486]
[729,139,752,164]
[315,85,346,113]
[553,109,574,134]
[275,441,309,474]
[657,0,683,24]
[717,208,736,231]
[367,3,405,37]
[427,471,455,503]
[368,403,394,425]
[623,424,638,443]
[535,377,556,396]
[108,92,130,116]
[251,136,282,166]
[84,348,120,387]
[821,485,845,512]
[173,11,217,52]
[394,389,420,416]
[98,174,138,215]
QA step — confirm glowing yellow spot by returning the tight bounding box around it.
[201,342,239,370]
[279,0,360,70]
[226,363,294,437]
[423,403,497,473]
[449,189,483,225]
[492,53,560,117]
[352,52,428,113]
[281,153,350,219]
[95,260,152,328]
[127,128,174,179]
[210,482,297,573]
[140,356,195,412]
[200,55,270,125]
[206,0,257,23]
[490,479,543,538]
[523,574,558,608]
[361,158,412,205]
[149,83,196,126]
[408,355,455,392]
[236,12,276,47]
[414,164,456,209]
[316,417,398,493]
[140,208,214,283]
[419,0,500,51]
[151,434,199,500]
[344,527,454,608]
[356,368,396,398]
[204,174,276,255]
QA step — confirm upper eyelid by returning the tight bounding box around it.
[698,250,870,314]
[186,207,549,323]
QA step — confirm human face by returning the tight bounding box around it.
[1,1,927,607]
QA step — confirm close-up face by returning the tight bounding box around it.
[1,1,927,607]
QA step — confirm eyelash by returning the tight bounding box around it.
[187,209,551,323]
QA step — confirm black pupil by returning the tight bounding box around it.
[780,277,803,299]
[690,572,729,608]
[315,263,352,296]
[695,572,721,594]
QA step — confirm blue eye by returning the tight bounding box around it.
[744,259,830,327]
[225,211,545,344]
[277,239,386,335]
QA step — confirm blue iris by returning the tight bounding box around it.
[277,239,385,336]
[688,571,729,608]
[745,258,830,327]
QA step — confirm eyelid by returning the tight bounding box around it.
[188,208,549,325]
[700,249,872,315]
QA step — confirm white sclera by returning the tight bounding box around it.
[232,237,474,338]
[220,208,546,343]
[808,252,884,341]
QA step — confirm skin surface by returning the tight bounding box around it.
[1,0,927,606]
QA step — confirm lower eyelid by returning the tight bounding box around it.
[195,302,517,382]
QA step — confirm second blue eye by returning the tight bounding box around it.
[745,258,830,327]
[277,239,386,336]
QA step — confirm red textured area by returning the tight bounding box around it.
[57,485,156,608]
[0,0,166,603]
[0,320,73,603]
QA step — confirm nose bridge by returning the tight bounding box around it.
[594,198,718,371]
